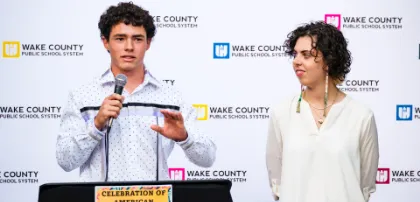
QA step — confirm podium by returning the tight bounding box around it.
[38,180,233,202]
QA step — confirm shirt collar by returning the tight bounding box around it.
[99,67,162,88]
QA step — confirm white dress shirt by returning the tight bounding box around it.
[56,68,216,182]
[266,94,379,202]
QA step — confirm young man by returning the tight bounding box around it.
[56,2,216,182]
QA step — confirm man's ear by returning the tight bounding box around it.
[101,36,110,53]
[146,38,152,50]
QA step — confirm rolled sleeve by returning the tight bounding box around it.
[176,102,216,168]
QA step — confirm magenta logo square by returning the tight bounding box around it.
[168,168,185,180]
[376,168,390,184]
[325,14,341,30]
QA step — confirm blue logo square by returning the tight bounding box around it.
[396,104,413,121]
[213,43,230,59]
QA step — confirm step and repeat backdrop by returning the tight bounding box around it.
[0,0,419,201]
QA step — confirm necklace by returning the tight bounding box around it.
[308,91,338,111]
[312,110,326,124]
[308,102,334,110]
[305,90,339,124]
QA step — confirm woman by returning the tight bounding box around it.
[266,21,379,202]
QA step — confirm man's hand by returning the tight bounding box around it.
[150,110,187,142]
[94,93,125,130]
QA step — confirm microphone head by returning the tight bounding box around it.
[115,74,127,87]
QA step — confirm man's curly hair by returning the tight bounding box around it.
[98,1,156,41]
[284,21,352,83]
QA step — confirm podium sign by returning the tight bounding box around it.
[95,185,172,202]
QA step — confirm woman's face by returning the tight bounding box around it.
[292,36,327,87]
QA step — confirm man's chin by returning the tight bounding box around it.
[117,65,141,72]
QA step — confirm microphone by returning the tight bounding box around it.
[107,74,127,129]
[104,73,127,182]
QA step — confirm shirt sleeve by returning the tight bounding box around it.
[175,102,216,168]
[360,112,380,202]
[56,91,105,172]
[266,107,282,201]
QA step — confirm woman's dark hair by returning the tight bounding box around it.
[98,1,156,41]
[284,21,352,83]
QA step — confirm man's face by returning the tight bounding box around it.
[102,23,151,72]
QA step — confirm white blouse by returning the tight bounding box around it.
[266,94,379,202]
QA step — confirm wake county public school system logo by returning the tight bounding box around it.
[213,42,288,59]
[396,104,420,121]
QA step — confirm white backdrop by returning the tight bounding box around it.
[1,0,420,201]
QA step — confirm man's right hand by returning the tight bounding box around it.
[94,93,125,130]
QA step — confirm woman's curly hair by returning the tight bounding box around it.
[284,21,352,83]
[98,1,156,41]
